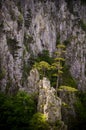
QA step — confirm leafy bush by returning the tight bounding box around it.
[0,68,6,80]
[33,50,57,86]
[59,86,78,92]
[36,49,54,64]
[33,61,51,77]
[29,112,50,130]
[62,65,77,87]
[73,92,86,130]
[0,91,36,130]
[7,38,19,58]
[17,14,23,30]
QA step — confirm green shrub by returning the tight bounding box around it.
[24,33,33,52]
[59,86,78,92]
[0,68,6,80]
[62,65,77,87]
[0,91,36,130]
[33,61,51,77]
[73,92,86,130]
[29,112,50,130]
[17,14,23,30]
[33,50,57,86]
[17,1,22,12]
[7,38,19,58]
[36,49,54,64]
[64,39,70,46]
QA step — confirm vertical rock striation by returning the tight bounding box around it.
[0,0,86,91]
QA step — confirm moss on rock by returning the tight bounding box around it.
[58,86,78,92]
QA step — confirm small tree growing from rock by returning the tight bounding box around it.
[33,61,51,78]
[52,44,66,94]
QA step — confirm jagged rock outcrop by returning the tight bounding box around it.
[20,68,39,93]
[26,69,67,129]
[27,69,62,122]
[37,78,67,130]
[38,77,61,122]
[58,86,78,129]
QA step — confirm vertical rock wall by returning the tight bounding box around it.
[0,0,86,92]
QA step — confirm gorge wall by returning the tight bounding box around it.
[0,0,86,92]
[0,0,86,129]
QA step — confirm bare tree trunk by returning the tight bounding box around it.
[56,76,59,95]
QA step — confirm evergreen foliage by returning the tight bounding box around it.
[0,91,51,130]
[17,14,23,30]
[0,91,36,130]
[62,65,77,87]
[53,44,66,92]
[73,92,86,130]
[36,50,54,64]
[33,47,65,88]
[33,61,51,77]
[59,86,78,92]
[33,49,57,86]
[0,68,6,80]
[29,112,50,130]
[79,20,86,31]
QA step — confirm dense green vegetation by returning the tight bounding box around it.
[33,61,51,77]
[0,91,36,130]
[59,86,78,92]
[0,67,6,80]
[74,92,86,130]
[0,91,54,130]
[62,65,77,87]
[33,48,77,89]
[35,50,54,64]
[29,113,50,130]
[7,38,19,58]
[53,44,66,91]
[33,49,57,87]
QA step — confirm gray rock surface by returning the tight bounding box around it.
[0,0,86,92]
[38,77,62,123]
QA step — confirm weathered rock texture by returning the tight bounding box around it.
[26,69,67,129]
[26,69,62,123]
[20,68,39,93]
[58,86,78,130]
[0,0,86,92]
[38,77,61,122]
[37,78,67,130]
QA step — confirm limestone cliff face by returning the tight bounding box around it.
[0,0,86,92]
[0,0,86,129]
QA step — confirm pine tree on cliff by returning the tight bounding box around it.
[52,44,66,94]
[33,61,51,78]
